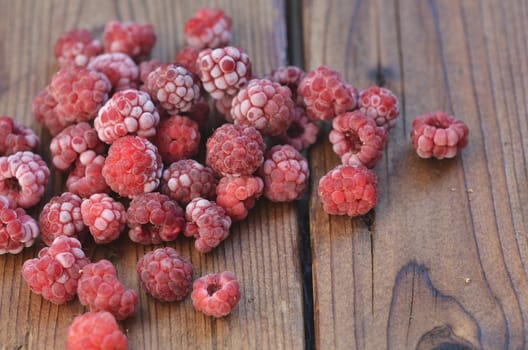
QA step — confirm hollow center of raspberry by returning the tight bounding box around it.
[5,177,21,192]
[345,131,363,153]
[207,283,221,296]
[286,121,304,139]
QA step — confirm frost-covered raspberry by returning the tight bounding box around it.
[174,46,200,76]
[137,247,193,302]
[54,29,103,68]
[0,151,50,208]
[66,151,109,198]
[183,95,211,128]
[102,136,162,198]
[32,89,66,135]
[267,65,306,104]
[191,271,241,317]
[77,259,138,320]
[139,59,162,84]
[206,123,265,176]
[184,197,231,253]
[127,192,185,244]
[184,7,232,49]
[259,145,309,202]
[66,311,128,350]
[216,175,264,221]
[81,193,126,244]
[88,53,139,92]
[0,116,39,156]
[39,192,85,246]
[197,46,252,99]
[276,106,319,151]
[152,115,200,163]
[103,20,156,62]
[358,86,400,130]
[0,195,39,254]
[318,165,377,217]
[22,236,90,304]
[95,89,160,143]
[214,94,234,122]
[411,111,469,159]
[329,111,388,168]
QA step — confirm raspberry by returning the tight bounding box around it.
[184,197,231,253]
[0,195,39,254]
[174,46,200,76]
[213,94,234,122]
[206,123,265,176]
[197,46,252,99]
[103,21,156,62]
[358,86,400,130]
[184,7,232,49]
[0,151,50,208]
[0,116,39,156]
[267,65,306,104]
[39,192,85,246]
[139,59,162,84]
[259,145,309,202]
[127,192,185,244]
[137,247,193,302]
[183,95,211,128]
[191,271,240,317]
[88,53,139,92]
[77,259,138,320]
[216,175,264,221]
[65,311,128,350]
[54,29,103,68]
[102,136,162,198]
[66,151,110,198]
[329,111,388,168]
[95,89,160,143]
[276,106,319,151]
[152,115,200,163]
[22,236,90,304]
[410,111,469,159]
[318,165,378,217]
[32,89,66,135]
[81,193,126,244]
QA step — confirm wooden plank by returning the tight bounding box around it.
[304,0,528,348]
[0,1,305,349]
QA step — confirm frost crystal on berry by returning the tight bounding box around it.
[39,192,85,246]
[88,52,139,92]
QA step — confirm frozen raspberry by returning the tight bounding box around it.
[81,193,126,244]
[88,53,139,92]
[183,95,211,128]
[39,192,85,246]
[318,165,377,217]
[276,106,319,151]
[206,123,265,176]
[329,111,388,168]
[411,111,469,159]
[184,7,232,49]
[137,247,193,302]
[174,46,200,75]
[66,151,110,198]
[152,115,200,163]
[0,151,50,208]
[32,89,66,135]
[358,86,400,130]
[139,59,162,84]
[197,46,252,99]
[22,236,90,304]
[214,94,234,122]
[103,20,156,62]
[66,311,128,350]
[54,29,103,68]
[267,65,306,104]
[127,192,185,244]
[102,136,162,198]
[259,145,309,202]
[0,116,39,156]
[0,195,39,254]
[77,259,138,320]
[95,89,160,143]
[191,271,240,317]
[184,197,231,253]
[216,175,264,221]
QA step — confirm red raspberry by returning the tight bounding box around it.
[66,311,128,350]
[183,95,211,128]
[184,197,231,253]
[0,195,39,254]
[66,151,110,198]
[259,145,309,202]
[276,106,319,151]
[411,111,469,159]
[127,192,185,244]
[81,193,126,244]
[206,123,265,176]
[32,89,66,136]
[103,21,156,62]
[137,247,193,302]
[152,115,200,163]
[184,7,232,49]
[216,175,264,221]
[0,151,50,208]
[22,236,90,304]
[191,271,241,317]
[77,259,138,320]
[214,94,234,122]
[39,192,85,246]
[267,65,306,104]
[174,46,200,76]
[358,86,400,130]
[54,29,103,68]
[139,59,162,84]
[0,116,39,156]
[102,136,162,198]
[318,165,378,217]
[197,46,252,99]
[329,111,388,168]
[88,53,139,92]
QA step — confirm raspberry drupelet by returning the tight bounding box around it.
[54,28,103,68]
[32,88,65,136]
[216,175,264,221]
[191,271,241,318]
[276,106,319,151]
[151,115,200,164]
[39,192,85,246]
[174,46,201,76]
[184,7,232,49]
[81,193,126,244]
[137,247,193,302]
[0,116,39,156]
[103,20,156,62]
[88,53,139,92]
[266,65,306,104]
[65,311,128,350]
[358,86,400,130]
[66,151,110,198]
[410,111,469,159]
[0,195,39,254]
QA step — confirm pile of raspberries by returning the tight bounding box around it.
[0,7,469,349]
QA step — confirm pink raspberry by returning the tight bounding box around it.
[183,95,211,128]
[88,53,139,92]
[267,65,306,104]
[39,192,85,246]
[22,236,90,304]
[54,29,103,68]
[77,259,138,320]
[139,59,162,84]
[214,94,234,122]
[329,111,388,168]
[152,115,200,163]
[32,89,66,135]
[318,165,378,217]
[259,145,309,202]
[191,271,241,317]
[206,123,265,176]
[184,7,232,49]
[184,197,231,253]
[127,192,185,244]
[81,193,126,244]
[103,20,156,62]
[137,247,193,302]
[358,86,400,130]
[0,195,39,254]
[174,46,200,76]
[216,175,264,221]
[65,311,128,350]
[102,136,162,198]
[66,151,110,198]
[0,151,50,208]
[276,106,319,151]
[0,116,39,156]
